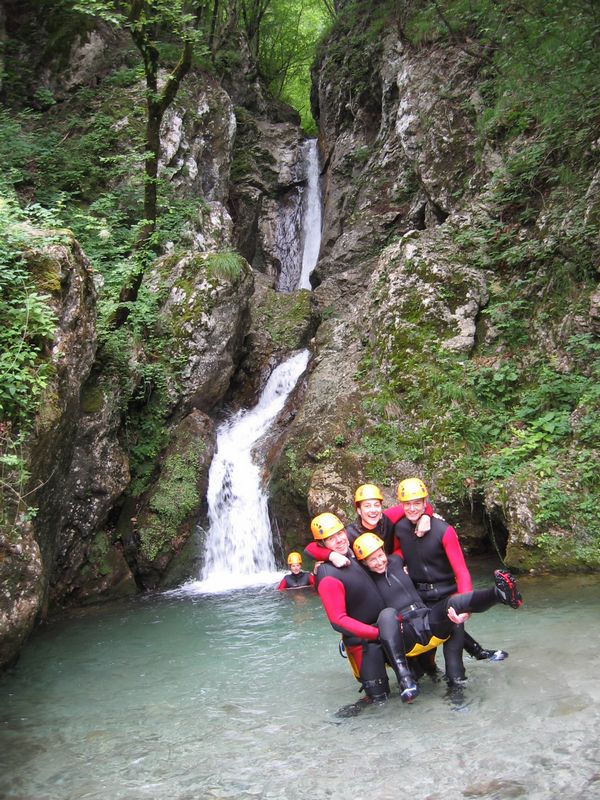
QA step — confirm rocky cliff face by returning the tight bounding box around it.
[270,13,599,571]
[1,230,97,667]
[0,9,315,667]
[2,0,599,668]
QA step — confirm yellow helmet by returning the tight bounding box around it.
[287,552,302,566]
[397,478,428,502]
[353,532,385,561]
[354,483,384,507]
[311,512,345,540]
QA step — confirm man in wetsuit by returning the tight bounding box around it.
[352,531,522,695]
[392,478,507,686]
[277,552,315,590]
[309,512,418,703]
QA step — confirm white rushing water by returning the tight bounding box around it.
[185,349,310,593]
[298,138,321,290]
[184,139,322,594]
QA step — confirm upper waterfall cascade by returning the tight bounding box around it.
[298,139,322,290]
[191,139,321,593]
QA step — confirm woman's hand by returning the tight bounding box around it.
[447,606,470,624]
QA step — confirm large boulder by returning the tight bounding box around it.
[0,229,97,667]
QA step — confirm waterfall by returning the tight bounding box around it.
[186,138,321,594]
[190,350,310,593]
[298,139,321,290]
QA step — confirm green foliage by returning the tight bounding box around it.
[256,0,330,131]
[205,250,245,282]
[137,448,203,561]
[0,193,59,423]
[404,1,600,159]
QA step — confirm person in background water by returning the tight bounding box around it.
[392,477,508,688]
[309,512,418,703]
[277,552,315,591]
[352,531,522,702]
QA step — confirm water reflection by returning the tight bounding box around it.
[1,570,600,799]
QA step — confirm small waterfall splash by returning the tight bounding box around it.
[298,139,321,290]
[189,350,310,593]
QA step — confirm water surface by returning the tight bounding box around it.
[1,568,599,800]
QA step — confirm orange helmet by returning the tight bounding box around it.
[397,478,428,502]
[287,552,302,566]
[353,532,385,561]
[354,483,384,507]
[311,512,345,540]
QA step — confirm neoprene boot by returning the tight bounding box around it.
[464,633,508,662]
[494,570,522,608]
[362,678,389,704]
[392,659,419,703]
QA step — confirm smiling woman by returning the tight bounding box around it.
[1,572,599,799]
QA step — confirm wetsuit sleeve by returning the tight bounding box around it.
[277,577,288,591]
[309,573,316,587]
[317,576,379,641]
[384,505,404,524]
[442,526,472,593]
[384,502,433,524]
[304,541,331,561]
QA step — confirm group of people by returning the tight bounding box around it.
[278,477,522,705]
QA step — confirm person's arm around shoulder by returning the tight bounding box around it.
[384,502,434,524]
[304,541,350,568]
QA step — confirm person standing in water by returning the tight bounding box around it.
[277,552,315,590]
[352,531,522,701]
[392,477,508,687]
[309,512,418,703]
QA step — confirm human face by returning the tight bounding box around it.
[364,548,388,574]
[323,529,350,554]
[357,499,383,530]
[402,498,426,524]
[290,562,302,574]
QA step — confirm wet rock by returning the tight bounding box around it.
[127,409,216,589]
[147,250,254,416]
[1,230,96,666]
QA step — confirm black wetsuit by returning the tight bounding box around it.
[278,571,314,590]
[394,515,470,680]
[345,515,398,555]
[369,555,499,658]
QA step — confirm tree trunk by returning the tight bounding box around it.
[112,37,193,329]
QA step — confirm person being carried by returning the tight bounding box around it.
[308,512,418,704]
[391,478,508,684]
[352,531,522,702]
[277,552,315,591]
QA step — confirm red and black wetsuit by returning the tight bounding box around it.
[313,554,390,700]
[393,514,472,600]
[345,516,400,555]
[277,571,315,591]
[393,514,472,680]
